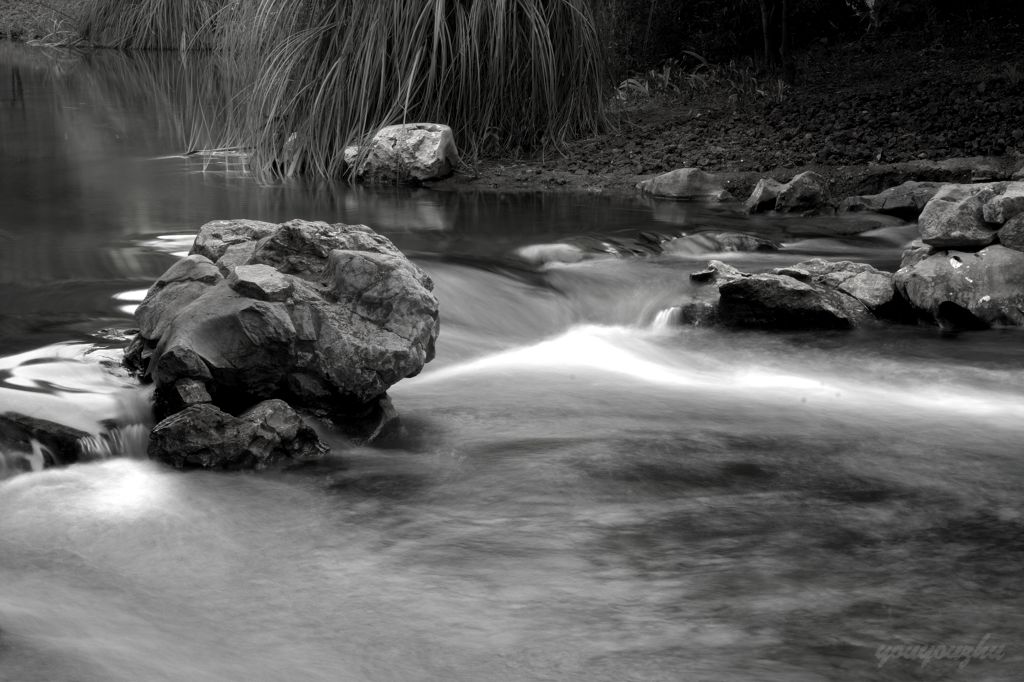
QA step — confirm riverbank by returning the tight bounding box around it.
[434,29,1024,200]
[4,5,1022,202]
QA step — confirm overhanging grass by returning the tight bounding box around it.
[226,0,608,177]
[78,0,225,49]
[72,0,609,178]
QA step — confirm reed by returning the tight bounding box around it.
[74,0,609,177]
[78,0,225,49]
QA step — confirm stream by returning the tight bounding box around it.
[1,43,1022,681]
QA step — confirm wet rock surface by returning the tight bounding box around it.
[127,218,440,469]
[895,246,1024,329]
[683,258,900,331]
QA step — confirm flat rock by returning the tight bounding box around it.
[229,264,293,302]
[838,181,945,220]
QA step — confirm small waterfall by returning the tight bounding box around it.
[651,306,682,332]
[0,424,150,480]
[0,438,53,475]
[78,423,150,460]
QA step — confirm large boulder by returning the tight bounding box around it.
[636,168,734,201]
[344,123,460,183]
[718,274,869,330]
[894,245,1024,328]
[127,219,440,454]
[148,400,325,470]
[917,185,999,248]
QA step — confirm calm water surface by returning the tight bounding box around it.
[1,43,1022,681]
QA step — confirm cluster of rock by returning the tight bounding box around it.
[681,258,902,330]
[637,167,831,215]
[890,181,1024,329]
[126,219,440,469]
[344,123,460,184]
[744,171,829,214]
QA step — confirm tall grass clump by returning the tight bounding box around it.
[79,0,226,49]
[221,0,608,177]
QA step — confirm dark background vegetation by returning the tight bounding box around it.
[602,0,1024,76]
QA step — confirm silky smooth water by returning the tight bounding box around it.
[1,43,1022,681]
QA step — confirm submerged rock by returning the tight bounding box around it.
[344,123,460,184]
[664,231,779,255]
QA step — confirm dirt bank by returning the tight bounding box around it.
[434,31,1024,201]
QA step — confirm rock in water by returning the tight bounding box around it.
[837,181,945,220]
[894,245,1024,328]
[774,171,829,213]
[745,171,829,214]
[0,412,90,471]
[918,185,998,248]
[718,274,869,330]
[777,259,898,315]
[998,214,1024,252]
[636,168,734,201]
[745,178,786,213]
[127,219,440,466]
[344,123,460,183]
[148,401,325,470]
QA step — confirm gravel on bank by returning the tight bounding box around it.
[436,30,1024,199]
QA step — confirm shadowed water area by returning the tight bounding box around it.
[1,43,1023,681]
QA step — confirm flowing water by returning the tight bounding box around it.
[1,43,1022,681]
